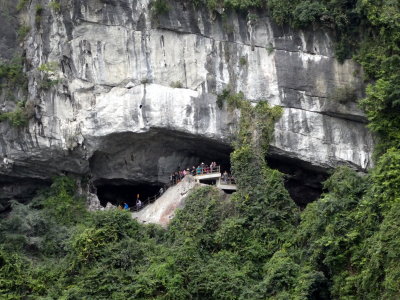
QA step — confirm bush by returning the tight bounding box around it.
[216,89,246,110]
[239,56,247,66]
[16,0,28,11]
[49,1,61,12]
[17,25,30,41]
[0,101,30,127]
[38,62,58,74]
[35,5,44,27]
[0,250,36,298]
[293,1,327,27]
[266,43,274,55]
[151,0,170,17]
[42,176,88,226]
[40,77,59,90]
[0,57,27,90]
[216,89,229,109]
[170,81,183,88]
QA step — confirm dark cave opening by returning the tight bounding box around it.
[88,130,327,209]
[93,157,326,209]
[268,155,328,208]
[88,129,234,208]
[95,180,163,208]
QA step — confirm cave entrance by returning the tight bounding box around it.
[95,180,163,208]
[267,155,328,208]
[88,129,234,192]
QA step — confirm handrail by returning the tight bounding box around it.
[130,189,165,212]
[195,165,220,176]
[220,177,236,185]
[130,165,234,212]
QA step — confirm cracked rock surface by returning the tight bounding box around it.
[0,0,373,205]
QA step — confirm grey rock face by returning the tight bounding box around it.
[0,1,19,61]
[0,0,373,204]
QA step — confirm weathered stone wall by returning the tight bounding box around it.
[0,0,19,61]
[0,0,374,205]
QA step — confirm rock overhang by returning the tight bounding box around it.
[0,0,374,204]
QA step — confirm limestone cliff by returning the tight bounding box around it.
[0,0,373,207]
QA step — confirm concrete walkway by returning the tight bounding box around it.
[131,170,237,226]
[132,175,199,227]
[194,172,237,191]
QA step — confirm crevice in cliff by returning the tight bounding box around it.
[154,25,332,58]
[278,88,367,123]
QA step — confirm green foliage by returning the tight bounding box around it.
[42,176,88,226]
[0,101,30,127]
[292,1,327,27]
[267,0,295,25]
[0,201,70,256]
[216,89,246,110]
[17,25,30,41]
[239,56,247,66]
[230,95,283,156]
[355,1,400,155]
[151,0,170,17]
[1,2,400,298]
[216,88,230,109]
[1,125,400,300]
[35,4,44,27]
[38,62,60,90]
[49,1,61,12]
[216,0,263,10]
[37,62,58,73]
[0,250,36,298]
[266,42,274,55]
[222,13,235,34]
[370,148,400,205]
[360,74,400,154]
[40,77,59,90]
[16,0,28,11]
[0,57,27,90]
[170,81,183,88]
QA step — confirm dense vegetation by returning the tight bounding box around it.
[1,0,399,298]
[0,58,27,91]
[2,99,400,298]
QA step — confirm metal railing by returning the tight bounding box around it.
[130,188,165,212]
[130,165,233,212]
[195,165,220,176]
[220,177,236,185]
[131,170,194,212]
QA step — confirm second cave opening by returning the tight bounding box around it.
[95,180,163,208]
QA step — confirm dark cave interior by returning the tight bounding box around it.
[95,180,164,208]
[94,154,233,208]
[90,130,327,209]
[268,155,328,208]
[95,155,326,209]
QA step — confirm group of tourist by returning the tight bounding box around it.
[169,161,219,185]
[118,198,142,211]
[116,162,233,212]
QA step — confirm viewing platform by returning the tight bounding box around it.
[131,166,237,213]
[194,166,237,192]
